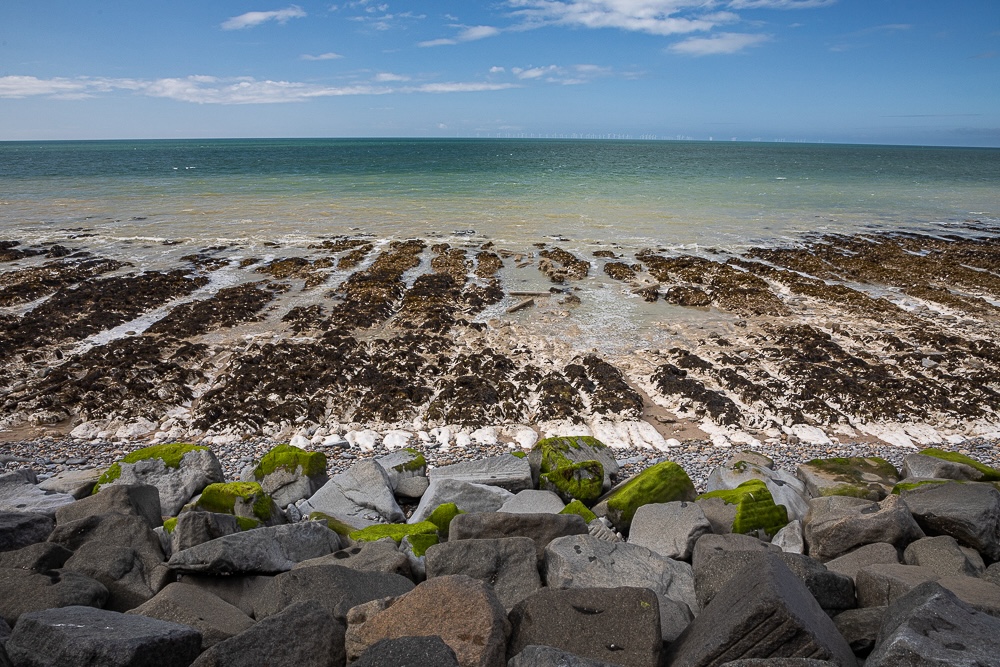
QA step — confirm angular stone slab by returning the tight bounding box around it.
[251,444,329,509]
[298,459,405,527]
[293,539,412,578]
[425,537,541,610]
[628,501,712,561]
[903,535,985,577]
[0,542,73,572]
[855,563,939,608]
[803,494,923,562]
[449,511,588,563]
[37,468,105,500]
[0,470,75,516]
[376,448,427,492]
[508,645,621,667]
[63,541,168,612]
[664,555,857,667]
[866,582,1000,667]
[824,543,900,580]
[499,490,566,515]
[254,563,415,622]
[508,586,662,667]
[898,480,1000,562]
[429,454,533,493]
[409,479,515,524]
[0,512,54,553]
[99,445,225,517]
[902,452,986,482]
[796,457,899,501]
[691,533,781,574]
[706,460,811,523]
[354,636,459,667]
[170,511,241,553]
[175,573,273,619]
[6,605,201,667]
[54,484,162,529]
[0,569,108,626]
[128,582,253,648]
[833,606,885,658]
[167,521,341,574]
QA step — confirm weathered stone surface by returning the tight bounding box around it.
[866,582,1000,667]
[293,539,412,578]
[410,479,515,523]
[0,569,108,626]
[251,444,329,509]
[191,600,345,667]
[55,485,162,529]
[695,550,856,614]
[903,535,985,577]
[0,512,53,552]
[833,606,885,658]
[354,635,459,667]
[986,562,1000,587]
[6,605,201,667]
[426,537,540,610]
[825,543,900,580]
[99,445,225,517]
[706,461,811,523]
[507,645,620,667]
[499,490,566,514]
[0,470,75,516]
[189,482,284,527]
[376,448,427,492]
[545,533,695,639]
[508,586,662,667]
[691,533,780,574]
[591,461,696,533]
[167,521,341,574]
[773,520,806,554]
[37,468,105,500]
[628,501,711,561]
[855,564,940,608]
[902,452,985,482]
[717,660,839,666]
[803,495,924,562]
[664,555,858,667]
[528,436,620,491]
[175,573,273,619]
[696,480,790,538]
[128,582,253,648]
[429,455,533,493]
[0,542,73,572]
[936,575,1000,617]
[256,563,415,621]
[796,457,899,501]
[450,512,589,564]
[396,476,429,500]
[346,575,508,667]
[898,481,1000,562]
[170,511,241,553]
[63,541,167,612]
[298,460,404,527]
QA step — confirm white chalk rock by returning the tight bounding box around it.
[454,432,472,449]
[471,426,499,446]
[785,424,833,447]
[382,430,413,451]
[346,429,381,453]
[430,427,452,449]
[511,426,538,450]
[70,420,106,440]
[114,418,157,441]
[289,434,311,449]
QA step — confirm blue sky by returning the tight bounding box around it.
[1,1,998,145]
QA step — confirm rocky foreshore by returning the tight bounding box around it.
[2,436,1000,666]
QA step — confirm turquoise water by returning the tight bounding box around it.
[2,139,998,254]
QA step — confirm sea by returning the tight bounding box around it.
[2,138,999,261]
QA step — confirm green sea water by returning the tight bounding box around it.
[2,138,998,255]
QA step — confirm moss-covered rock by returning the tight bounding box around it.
[426,503,464,539]
[796,456,899,501]
[891,479,953,494]
[253,444,327,479]
[94,443,210,492]
[348,521,439,545]
[539,460,604,505]
[511,451,527,459]
[592,460,696,532]
[696,479,789,537]
[193,481,283,526]
[404,532,439,558]
[308,511,356,537]
[559,499,598,524]
[528,435,620,490]
[163,517,178,534]
[919,448,1000,481]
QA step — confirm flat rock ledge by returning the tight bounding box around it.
[2,443,1000,666]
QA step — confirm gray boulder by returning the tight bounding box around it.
[449,512,589,564]
[169,511,241,553]
[254,563,415,622]
[825,543,901,580]
[55,484,162,530]
[6,605,201,667]
[63,541,168,612]
[901,452,985,482]
[0,470,75,516]
[528,436,620,491]
[803,494,924,562]
[127,582,253,648]
[833,606,885,658]
[899,481,1000,562]
[376,448,427,492]
[691,533,780,574]
[0,512,54,552]
[429,454,533,493]
[0,542,73,572]
[354,635,459,667]
[903,535,985,577]
[866,581,1000,667]
[772,520,806,554]
[167,521,341,575]
[855,564,940,608]
[395,476,429,500]
[102,446,224,517]
[425,537,541,610]
[508,587,662,667]
[628,501,712,561]
[191,600,346,667]
[499,490,566,514]
[293,539,412,578]
[298,460,405,527]
[37,468,105,500]
[409,479,514,523]
[545,533,696,640]
[664,555,857,667]
[0,569,108,626]
[796,457,899,502]
[175,574,273,619]
[986,562,1000,587]
[508,645,620,667]
[251,446,329,509]
[936,575,1000,617]
[706,461,811,522]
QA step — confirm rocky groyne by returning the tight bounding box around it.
[2,436,1000,666]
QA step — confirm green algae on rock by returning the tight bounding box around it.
[404,532,440,558]
[308,511,356,537]
[193,481,280,525]
[696,479,789,537]
[592,460,696,532]
[427,503,464,538]
[94,443,210,492]
[919,448,1000,481]
[349,521,439,545]
[891,479,953,494]
[539,460,604,505]
[796,456,900,501]
[252,444,327,480]
[529,435,619,490]
[559,499,598,524]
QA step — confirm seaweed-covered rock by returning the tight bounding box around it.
[706,460,811,522]
[408,479,513,524]
[348,521,439,546]
[591,461,696,533]
[190,482,283,527]
[559,500,598,524]
[796,457,899,501]
[426,503,464,538]
[539,461,604,505]
[696,479,789,538]
[803,494,924,562]
[529,436,619,491]
[94,443,224,516]
[251,444,328,508]
[906,448,1000,482]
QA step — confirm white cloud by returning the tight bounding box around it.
[490,66,506,73]
[420,24,502,47]
[418,38,457,47]
[408,82,519,93]
[728,0,836,8]
[669,32,770,55]
[221,6,306,30]
[373,72,410,82]
[301,52,344,60]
